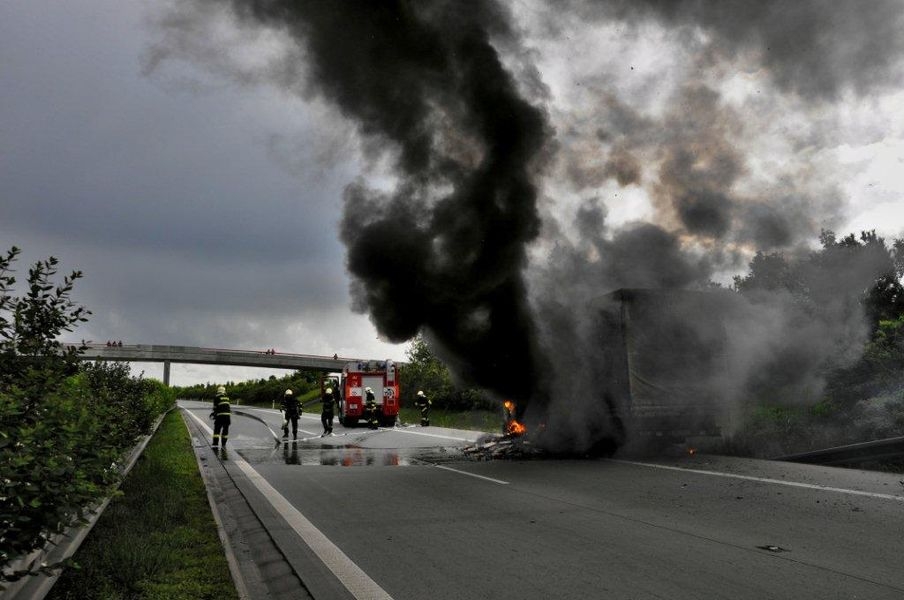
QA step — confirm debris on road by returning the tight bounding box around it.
[462,433,546,461]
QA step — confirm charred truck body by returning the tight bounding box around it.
[336,360,400,428]
[596,289,738,449]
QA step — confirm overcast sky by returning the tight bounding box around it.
[3,1,904,387]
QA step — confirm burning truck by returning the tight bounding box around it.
[481,288,740,458]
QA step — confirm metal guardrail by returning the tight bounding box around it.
[776,436,904,466]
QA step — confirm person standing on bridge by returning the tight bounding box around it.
[364,387,378,430]
[414,390,431,427]
[210,386,231,448]
[321,386,337,436]
[281,389,301,440]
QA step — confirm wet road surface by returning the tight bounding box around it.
[180,400,904,600]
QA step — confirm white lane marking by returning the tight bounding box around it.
[431,464,509,485]
[185,410,395,600]
[232,461,393,599]
[386,428,480,442]
[612,459,904,503]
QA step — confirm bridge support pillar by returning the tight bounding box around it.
[163,360,171,387]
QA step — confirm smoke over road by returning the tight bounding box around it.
[152,0,904,450]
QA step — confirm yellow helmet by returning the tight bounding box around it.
[216,386,226,395]
[285,389,293,396]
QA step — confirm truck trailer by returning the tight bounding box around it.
[596,288,739,447]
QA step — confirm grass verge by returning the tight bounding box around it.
[397,407,501,432]
[47,410,238,600]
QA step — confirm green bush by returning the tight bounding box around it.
[0,247,172,581]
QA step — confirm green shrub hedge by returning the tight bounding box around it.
[0,247,174,582]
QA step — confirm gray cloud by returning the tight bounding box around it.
[571,0,904,99]
[1,0,404,382]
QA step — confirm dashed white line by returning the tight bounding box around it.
[611,459,904,503]
[431,464,509,485]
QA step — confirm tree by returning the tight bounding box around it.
[733,251,804,296]
[403,334,494,411]
[0,247,98,579]
[734,230,904,333]
[809,230,904,331]
[403,334,454,404]
[0,247,90,403]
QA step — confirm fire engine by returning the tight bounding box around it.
[333,359,400,427]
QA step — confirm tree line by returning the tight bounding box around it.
[730,230,904,451]
[174,371,321,406]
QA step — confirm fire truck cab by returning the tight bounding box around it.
[336,359,400,428]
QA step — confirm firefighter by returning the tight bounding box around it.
[321,386,336,436]
[364,387,378,430]
[414,390,431,426]
[210,385,231,448]
[281,388,301,440]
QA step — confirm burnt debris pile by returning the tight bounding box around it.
[462,433,545,461]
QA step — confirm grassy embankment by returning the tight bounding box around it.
[397,406,501,431]
[47,410,238,600]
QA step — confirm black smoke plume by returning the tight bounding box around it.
[213,1,552,409]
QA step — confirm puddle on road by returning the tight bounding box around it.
[238,443,466,467]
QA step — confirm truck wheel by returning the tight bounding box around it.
[380,416,396,428]
[343,417,358,428]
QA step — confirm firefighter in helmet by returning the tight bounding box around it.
[364,387,378,430]
[210,386,231,448]
[414,390,431,427]
[281,388,301,440]
[321,386,336,436]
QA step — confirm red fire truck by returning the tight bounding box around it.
[335,359,400,427]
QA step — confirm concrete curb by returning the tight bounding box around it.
[1,407,173,600]
[182,406,314,599]
[180,409,254,600]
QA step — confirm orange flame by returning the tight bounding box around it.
[688,447,697,456]
[507,419,527,436]
[502,400,526,436]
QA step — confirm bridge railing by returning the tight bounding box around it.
[78,342,359,363]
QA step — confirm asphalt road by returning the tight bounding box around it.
[181,401,904,600]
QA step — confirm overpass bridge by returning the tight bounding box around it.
[77,343,368,386]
